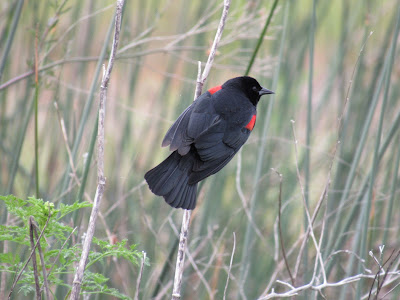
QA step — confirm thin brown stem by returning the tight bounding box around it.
[271,168,294,285]
[32,223,51,300]
[29,217,41,300]
[292,32,374,282]
[43,227,77,288]
[171,210,192,300]
[134,251,147,300]
[172,1,231,298]
[290,120,327,284]
[8,212,51,300]
[69,0,125,298]
[223,232,236,300]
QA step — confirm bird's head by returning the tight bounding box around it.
[223,76,274,106]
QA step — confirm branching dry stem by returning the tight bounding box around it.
[223,232,236,300]
[8,212,51,300]
[171,1,231,299]
[69,1,124,299]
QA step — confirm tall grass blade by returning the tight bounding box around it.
[0,0,24,83]
[239,1,287,295]
[59,13,116,202]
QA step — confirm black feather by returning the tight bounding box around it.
[145,76,273,210]
[145,150,198,209]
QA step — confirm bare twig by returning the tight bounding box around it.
[199,0,231,86]
[55,96,131,294]
[235,149,268,246]
[326,249,368,271]
[185,246,214,298]
[164,0,220,51]
[69,1,125,299]
[154,281,173,300]
[170,61,201,300]
[8,212,51,300]
[134,251,147,300]
[223,232,236,300]
[112,180,147,214]
[32,223,51,300]
[43,4,114,60]
[362,261,400,299]
[381,281,400,299]
[293,179,329,279]
[368,249,400,299]
[164,217,220,299]
[0,1,274,92]
[43,227,77,287]
[323,30,375,258]
[171,2,231,298]
[37,0,68,54]
[271,168,294,285]
[259,271,400,299]
[171,210,192,300]
[293,32,374,281]
[379,249,400,297]
[290,120,327,284]
[29,217,41,300]
[261,213,375,298]
[54,101,80,181]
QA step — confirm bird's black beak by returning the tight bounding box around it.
[259,87,274,96]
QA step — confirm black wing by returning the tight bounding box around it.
[162,104,194,154]
[161,90,254,185]
[161,92,219,155]
[188,119,251,184]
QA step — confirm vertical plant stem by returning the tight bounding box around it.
[327,24,398,279]
[152,237,178,297]
[0,0,24,82]
[171,62,201,300]
[223,232,236,300]
[171,1,231,299]
[34,26,40,198]
[29,217,41,300]
[77,116,98,202]
[60,12,116,200]
[324,32,381,260]
[8,212,51,300]
[171,210,192,300]
[323,30,374,274]
[239,0,286,291]
[244,0,278,76]
[196,0,231,94]
[6,90,34,194]
[303,0,316,285]
[135,252,147,300]
[355,6,400,297]
[32,223,51,300]
[274,168,294,285]
[69,1,125,298]
[326,103,400,277]
[382,133,400,246]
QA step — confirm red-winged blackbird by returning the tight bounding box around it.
[145,76,274,210]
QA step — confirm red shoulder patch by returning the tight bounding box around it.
[208,85,222,95]
[245,114,257,131]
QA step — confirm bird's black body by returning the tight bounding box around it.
[145,76,273,209]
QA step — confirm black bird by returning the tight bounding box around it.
[145,76,274,209]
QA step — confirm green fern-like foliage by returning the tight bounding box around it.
[0,195,144,299]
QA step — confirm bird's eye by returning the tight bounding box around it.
[252,86,258,92]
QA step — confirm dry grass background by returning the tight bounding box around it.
[1,0,400,299]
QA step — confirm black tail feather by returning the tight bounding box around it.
[144,151,197,209]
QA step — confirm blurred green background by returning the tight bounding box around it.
[1,0,400,299]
